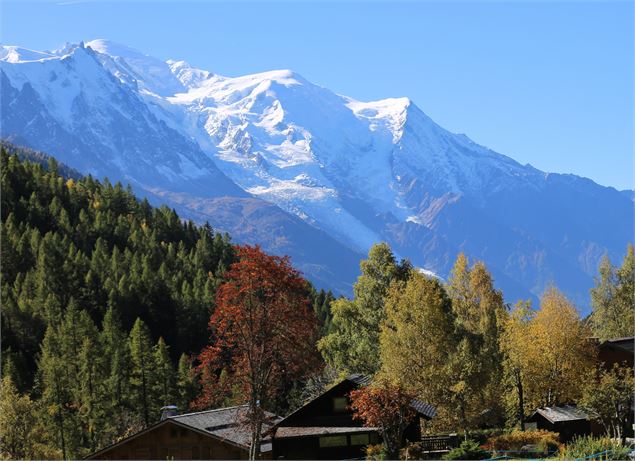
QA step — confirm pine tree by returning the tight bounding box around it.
[38,325,78,459]
[153,337,176,409]
[129,318,156,427]
[177,353,199,412]
[78,336,105,453]
[100,306,130,408]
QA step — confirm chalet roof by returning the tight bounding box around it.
[348,373,372,386]
[171,405,282,452]
[603,337,634,353]
[410,398,437,419]
[276,426,377,439]
[85,405,281,459]
[531,405,592,424]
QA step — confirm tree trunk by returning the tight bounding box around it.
[249,400,263,461]
[55,380,67,461]
[516,370,525,430]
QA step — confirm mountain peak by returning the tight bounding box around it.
[0,45,55,63]
[85,39,148,60]
[1,39,630,311]
[84,38,186,97]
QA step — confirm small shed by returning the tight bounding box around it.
[525,405,601,442]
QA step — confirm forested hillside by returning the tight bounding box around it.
[1,145,632,461]
[0,146,333,458]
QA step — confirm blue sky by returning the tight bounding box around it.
[2,1,633,190]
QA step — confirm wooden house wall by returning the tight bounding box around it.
[273,433,377,460]
[598,344,634,369]
[277,380,362,428]
[272,379,423,459]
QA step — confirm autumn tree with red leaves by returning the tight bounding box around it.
[350,382,417,460]
[194,245,321,460]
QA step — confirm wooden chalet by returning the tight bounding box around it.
[86,405,281,460]
[86,374,436,460]
[270,374,436,460]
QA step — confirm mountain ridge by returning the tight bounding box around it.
[1,39,631,310]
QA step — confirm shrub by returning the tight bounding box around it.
[485,429,560,454]
[400,442,425,460]
[469,428,508,445]
[443,440,490,460]
[558,436,631,460]
[365,444,387,460]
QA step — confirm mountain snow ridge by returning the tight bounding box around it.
[1,39,631,310]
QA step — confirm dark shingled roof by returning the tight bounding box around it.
[276,426,377,439]
[348,373,372,386]
[410,398,437,419]
[85,405,282,459]
[604,337,634,353]
[532,405,592,424]
[347,374,436,419]
[171,405,282,452]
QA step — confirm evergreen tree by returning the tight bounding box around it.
[129,318,156,427]
[100,306,130,409]
[177,353,199,412]
[38,325,79,459]
[78,336,105,453]
[153,337,176,409]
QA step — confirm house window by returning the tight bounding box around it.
[180,428,188,437]
[350,433,371,446]
[525,422,538,431]
[170,428,178,438]
[333,396,348,412]
[319,435,348,448]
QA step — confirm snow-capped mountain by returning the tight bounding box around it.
[1,40,631,310]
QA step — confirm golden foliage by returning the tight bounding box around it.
[502,287,596,426]
[526,287,596,406]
